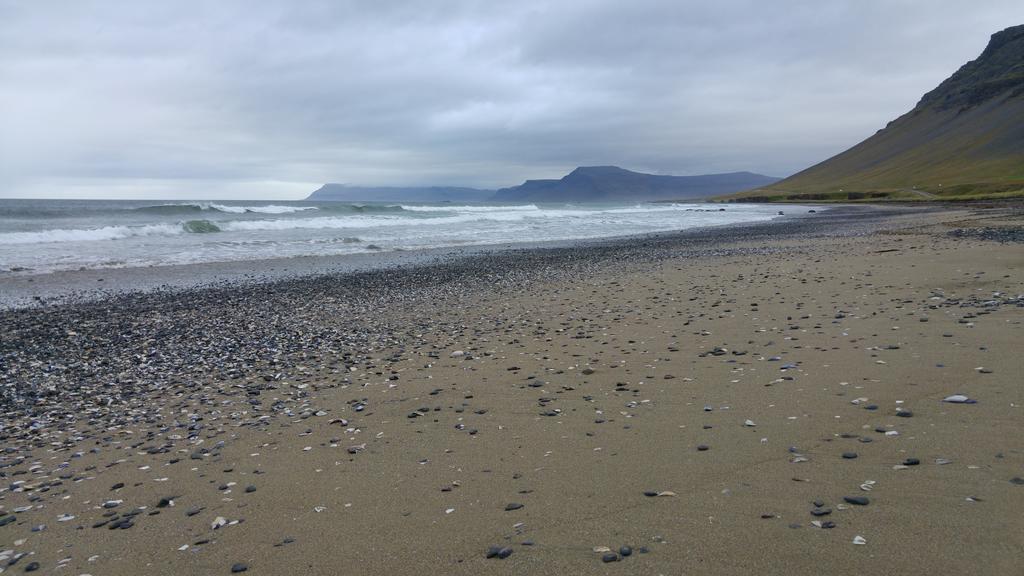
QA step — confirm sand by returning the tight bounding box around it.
[1,205,1022,575]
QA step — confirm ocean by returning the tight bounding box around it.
[0,199,792,275]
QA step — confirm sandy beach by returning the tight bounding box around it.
[1,205,1022,575]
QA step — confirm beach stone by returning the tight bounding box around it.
[697,444,710,451]
[25,562,40,572]
[486,546,513,559]
[896,409,913,418]
[842,452,858,459]
[942,394,975,404]
[811,508,832,517]
[903,458,920,466]
[231,563,248,573]
[843,496,870,506]
[602,553,619,563]
[619,546,633,557]
[1010,477,1024,485]
[504,503,524,511]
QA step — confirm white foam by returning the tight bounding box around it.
[400,204,540,212]
[207,203,318,214]
[0,223,185,245]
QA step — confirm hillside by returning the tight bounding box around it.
[722,24,1024,203]
[492,166,779,201]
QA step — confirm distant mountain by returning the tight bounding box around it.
[492,166,780,201]
[726,24,1024,202]
[308,184,490,203]
[308,167,780,203]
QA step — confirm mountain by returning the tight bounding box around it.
[308,167,780,202]
[724,24,1024,202]
[492,166,779,201]
[307,184,490,202]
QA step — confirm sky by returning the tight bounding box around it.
[1,1,1022,199]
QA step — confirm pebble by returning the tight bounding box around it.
[942,394,976,404]
[843,496,870,506]
[231,563,248,573]
[486,546,513,559]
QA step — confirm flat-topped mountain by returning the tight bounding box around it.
[727,24,1024,202]
[308,167,779,202]
[492,166,779,202]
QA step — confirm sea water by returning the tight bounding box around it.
[0,199,789,275]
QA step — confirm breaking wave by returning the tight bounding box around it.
[135,203,318,215]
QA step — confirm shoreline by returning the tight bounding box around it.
[0,204,917,310]
[1,203,1021,575]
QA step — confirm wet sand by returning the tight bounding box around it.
[1,205,1022,575]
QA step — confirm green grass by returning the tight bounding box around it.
[714,181,1024,203]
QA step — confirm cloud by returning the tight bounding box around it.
[1,0,1022,198]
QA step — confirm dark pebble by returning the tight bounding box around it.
[602,553,619,563]
[843,496,870,506]
[842,452,858,459]
[231,563,248,573]
[903,458,920,466]
[504,503,524,511]
[486,546,513,559]
[619,546,633,557]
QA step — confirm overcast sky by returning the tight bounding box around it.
[1,1,1021,199]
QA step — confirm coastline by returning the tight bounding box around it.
[0,204,909,310]
[1,203,1022,575]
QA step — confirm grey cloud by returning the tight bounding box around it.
[1,0,1022,198]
